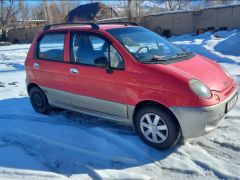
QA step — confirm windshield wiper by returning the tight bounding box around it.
[164,52,193,61]
[175,52,192,58]
[149,53,193,61]
[138,52,194,63]
[137,55,163,62]
[138,55,173,63]
[150,55,169,61]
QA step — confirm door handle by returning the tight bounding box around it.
[70,68,79,74]
[33,62,39,69]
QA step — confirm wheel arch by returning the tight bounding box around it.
[27,83,40,95]
[131,100,182,134]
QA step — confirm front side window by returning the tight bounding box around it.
[38,33,65,61]
[71,32,124,69]
[107,27,193,63]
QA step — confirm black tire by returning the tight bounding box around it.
[51,106,65,112]
[135,105,181,150]
[29,86,49,114]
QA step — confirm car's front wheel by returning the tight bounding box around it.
[135,105,181,150]
[29,86,49,114]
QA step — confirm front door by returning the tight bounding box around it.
[68,31,127,118]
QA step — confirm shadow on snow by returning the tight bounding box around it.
[0,97,177,177]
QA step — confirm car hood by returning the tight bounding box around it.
[155,54,232,92]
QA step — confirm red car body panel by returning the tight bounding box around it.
[69,65,127,104]
[25,25,237,111]
[170,55,233,92]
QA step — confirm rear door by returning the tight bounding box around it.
[68,31,128,118]
[32,31,71,107]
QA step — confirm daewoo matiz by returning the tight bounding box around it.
[25,22,238,149]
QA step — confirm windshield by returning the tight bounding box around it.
[107,27,191,63]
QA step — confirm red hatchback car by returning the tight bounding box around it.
[25,22,238,149]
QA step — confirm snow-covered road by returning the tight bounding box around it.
[0,30,239,180]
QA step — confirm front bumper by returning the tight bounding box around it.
[170,87,238,139]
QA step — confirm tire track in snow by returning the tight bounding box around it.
[88,127,172,171]
[208,138,240,152]
[194,141,232,160]
[158,149,210,178]
[225,115,240,120]
[85,164,152,180]
[177,142,240,179]
[1,129,140,176]
[0,167,66,180]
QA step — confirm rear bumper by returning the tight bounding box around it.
[170,87,238,139]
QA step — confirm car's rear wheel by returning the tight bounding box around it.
[29,86,49,114]
[135,105,181,150]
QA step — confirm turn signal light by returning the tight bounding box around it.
[214,94,220,101]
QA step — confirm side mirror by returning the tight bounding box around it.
[94,57,108,68]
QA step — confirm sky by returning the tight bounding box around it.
[25,0,119,6]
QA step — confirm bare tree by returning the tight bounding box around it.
[18,0,29,27]
[125,0,141,21]
[43,0,50,23]
[30,3,45,20]
[60,0,80,21]
[127,0,133,20]
[48,1,62,23]
[163,0,189,11]
[0,0,18,41]
[42,0,62,24]
[113,0,127,18]
[60,0,70,19]
[189,0,205,10]
[18,0,31,42]
[204,0,233,7]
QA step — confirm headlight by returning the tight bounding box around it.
[220,65,231,77]
[189,79,212,99]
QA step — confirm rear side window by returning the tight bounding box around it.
[38,33,65,61]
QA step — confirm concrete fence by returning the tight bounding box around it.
[141,4,240,35]
[7,4,240,42]
[7,26,43,43]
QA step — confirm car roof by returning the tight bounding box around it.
[42,22,138,32]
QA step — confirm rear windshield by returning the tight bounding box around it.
[107,27,193,63]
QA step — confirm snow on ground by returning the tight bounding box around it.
[0,30,239,180]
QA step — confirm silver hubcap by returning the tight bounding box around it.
[140,113,168,143]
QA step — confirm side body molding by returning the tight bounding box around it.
[41,86,135,125]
